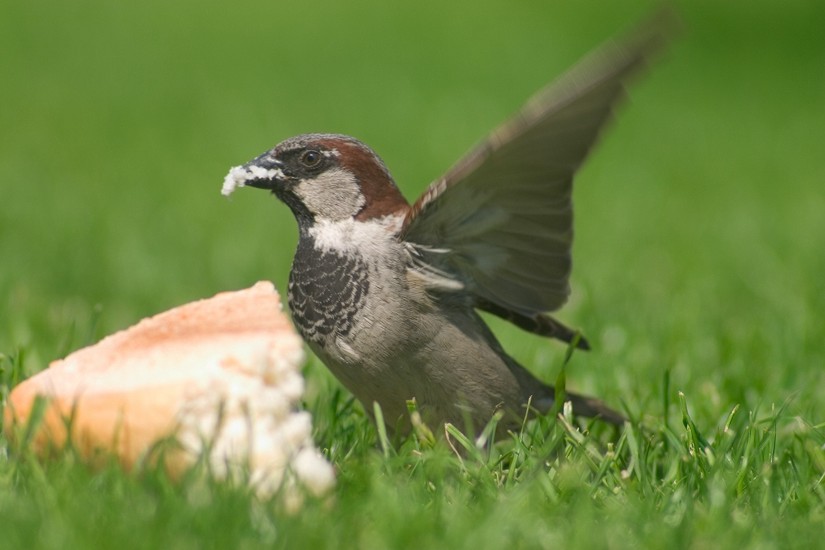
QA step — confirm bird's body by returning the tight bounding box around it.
[223,13,671,435]
[288,212,553,431]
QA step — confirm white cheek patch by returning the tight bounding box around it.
[293,168,365,221]
[221,165,284,196]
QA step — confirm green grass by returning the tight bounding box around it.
[2,0,825,547]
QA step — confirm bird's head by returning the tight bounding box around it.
[223,134,409,230]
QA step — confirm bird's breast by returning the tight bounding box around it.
[287,237,370,346]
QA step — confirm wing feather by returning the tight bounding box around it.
[401,11,673,323]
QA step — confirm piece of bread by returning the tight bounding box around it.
[3,281,334,500]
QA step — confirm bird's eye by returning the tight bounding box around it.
[301,150,322,167]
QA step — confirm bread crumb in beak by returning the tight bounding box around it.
[221,165,283,196]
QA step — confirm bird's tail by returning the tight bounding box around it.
[530,385,625,425]
[500,339,627,426]
[561,389,626,425]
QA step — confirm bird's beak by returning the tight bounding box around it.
[221,152,286,196]
[242,153,285,190]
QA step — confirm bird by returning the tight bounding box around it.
[222,13,671,437]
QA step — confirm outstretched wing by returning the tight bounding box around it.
[401,12,673,328]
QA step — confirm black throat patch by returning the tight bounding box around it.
[287,235,370,344]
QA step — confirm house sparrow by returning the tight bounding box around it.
[223,13,671,435]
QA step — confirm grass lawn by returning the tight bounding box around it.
[2,0,824,547]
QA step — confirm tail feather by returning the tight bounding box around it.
[532,385,625,425]
[477,311,622,427]
[563,389,626,425]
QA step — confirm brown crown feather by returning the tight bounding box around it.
[316,137,409,221]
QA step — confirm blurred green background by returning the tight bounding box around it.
[2,0,824,428]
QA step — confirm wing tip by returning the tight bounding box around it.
[476,299,591,350]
